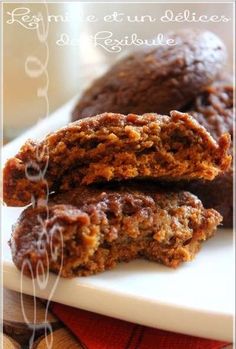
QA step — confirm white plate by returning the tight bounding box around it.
[2,98,234,342]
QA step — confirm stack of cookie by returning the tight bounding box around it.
[72,29,234,229]
[4,29,233,278]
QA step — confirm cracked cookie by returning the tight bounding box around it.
[3,111,231,207]
[9,185,222,277]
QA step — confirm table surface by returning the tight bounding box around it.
[2,287,233,349]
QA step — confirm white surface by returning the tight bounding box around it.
[2,99,234,342]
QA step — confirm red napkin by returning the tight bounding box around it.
[51,302,230,349]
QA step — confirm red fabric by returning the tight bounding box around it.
[51,302,230,349]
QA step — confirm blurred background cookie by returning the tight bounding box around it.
[72,29,226,121]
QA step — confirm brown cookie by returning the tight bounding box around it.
[188,83,233,140]
[72,29,226,121]
[9,185,222,277]
[182,168,233,228]
[3,111,231,207]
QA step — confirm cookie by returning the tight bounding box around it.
[9,185,222,277]
[3,111,231,206]
[188,83,233,140]
[72,29,226,121]
[182,169,233,228]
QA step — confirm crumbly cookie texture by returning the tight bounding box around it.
[72,29,226,120]
[3,111,231,206]
[184,83,233,227]
[9,185,222,278]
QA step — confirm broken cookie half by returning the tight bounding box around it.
[9,185,222,278]
[3,111,231,206]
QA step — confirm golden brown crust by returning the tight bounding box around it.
[9,186,222,278]
[3,111,231,207]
